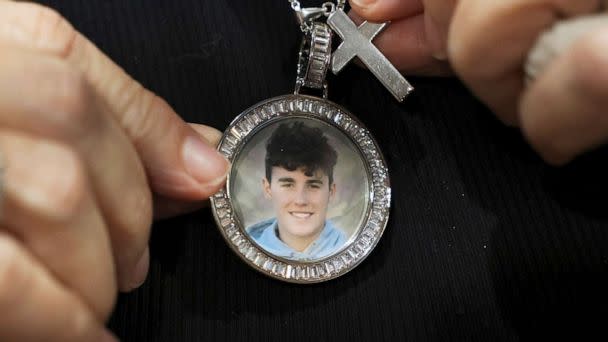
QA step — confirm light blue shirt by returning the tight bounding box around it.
[246,218,347,261]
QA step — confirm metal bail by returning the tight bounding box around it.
[295,22,332,98]
[295,7,327,25]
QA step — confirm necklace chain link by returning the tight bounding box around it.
[289,0,345,32]
[289,0,345,12]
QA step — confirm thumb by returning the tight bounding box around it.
[152,123,224,219]
[0,1,229,200]
[189,123,224,147]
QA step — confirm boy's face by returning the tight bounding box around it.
[263,166,336,241]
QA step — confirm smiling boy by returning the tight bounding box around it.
[246,122,347,261]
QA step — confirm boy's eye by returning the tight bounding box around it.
[309,183,321,189]
[280,183,294,188]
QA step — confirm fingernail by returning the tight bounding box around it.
[425,14,448,60]
[99,329,119,342]
[130,247,149,290]
[432,50,448,61]
[182,135,229,185]
[351,0,376,8]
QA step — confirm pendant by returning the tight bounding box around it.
[211,17,395,284]
[328,9,414,102]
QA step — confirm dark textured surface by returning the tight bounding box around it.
[38,1,608,341]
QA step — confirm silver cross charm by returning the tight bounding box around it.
[327,9,414,102]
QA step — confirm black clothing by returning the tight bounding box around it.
[39,1,608,341]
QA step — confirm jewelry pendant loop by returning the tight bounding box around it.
[295,22,332,98]
[322,2,336,14]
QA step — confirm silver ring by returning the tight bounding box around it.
[525,13,608,83]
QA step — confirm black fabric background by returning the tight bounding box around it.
[36,1,608,341]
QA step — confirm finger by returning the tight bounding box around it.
[0,1,229,200]
[349,11,452,75]
[520,26,608,165]
[421,0,458,59]
[0,130,116,320]
[0,48,151,292]
[448,0,601,125]
[152,123,222,219]
[0,232,118,342]
[189,123,223,147]
[525,14,608,81]
[349,0,423,21]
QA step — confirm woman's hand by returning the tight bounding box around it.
[0,1,229,340]
[350,0,608,164]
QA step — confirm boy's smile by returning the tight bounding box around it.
[263,166,336,251]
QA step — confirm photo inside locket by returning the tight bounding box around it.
[230,116,370,262]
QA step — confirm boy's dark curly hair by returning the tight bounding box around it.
[265,121,338,185]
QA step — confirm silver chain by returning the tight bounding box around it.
[288,0,346,12]
[289,0,345,32]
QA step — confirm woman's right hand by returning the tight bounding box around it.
[350,0,608,165]
[0,1,229,341]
